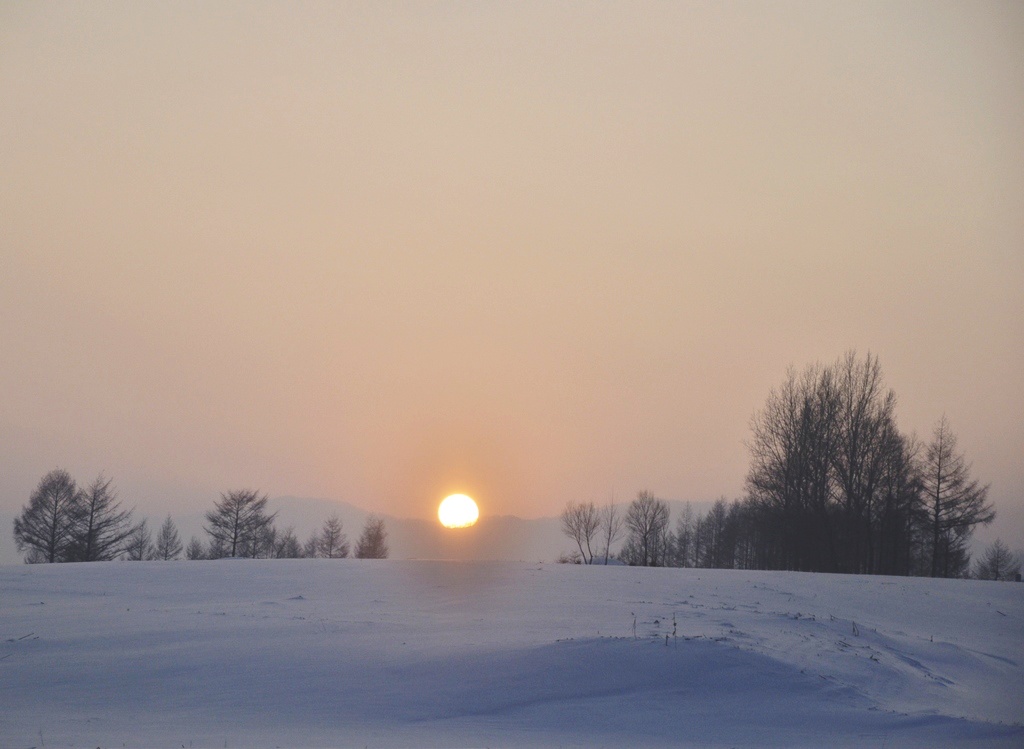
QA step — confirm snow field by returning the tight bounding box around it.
[1,560,1021,747]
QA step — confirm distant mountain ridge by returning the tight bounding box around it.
[267,496,728,563]
[268,495,568,562]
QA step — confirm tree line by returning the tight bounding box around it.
[12,477,388,563]
[562,352,1007,579]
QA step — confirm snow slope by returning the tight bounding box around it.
[1,560,1021,748]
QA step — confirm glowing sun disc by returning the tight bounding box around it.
[438,494,479,528]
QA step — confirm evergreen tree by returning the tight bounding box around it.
[123,519,154,561]
[185,536,206,560]
[921,417,994,577]
[355,515,389,559]
[204,489,276,558]
[154,515,183,560]
[974,539,1020,581]
[316,515,349,558]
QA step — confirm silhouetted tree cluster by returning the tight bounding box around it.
[670,498,753,569]
[13,470,141,563]
[13,472,388,564]
[597,493,756,570]
[572,354,996,580]
[197,494,381,560]
[192,501,383,561]
[559,500,625,565]
[745,353,992,577]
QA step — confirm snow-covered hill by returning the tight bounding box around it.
[1,560,1021,747]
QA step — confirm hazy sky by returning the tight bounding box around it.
[2,2,1022,538]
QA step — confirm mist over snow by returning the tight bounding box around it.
[2,560,1021,748]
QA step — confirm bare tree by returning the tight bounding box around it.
[204,489,277,558]
[560,501,600,564]
[316,514,350,558]
[874,431,925,576]
[745,352,925,574]
[185,536,206,560]
[831,352,899,573]
[123,519,154,561]
[154,515,183,560]
[622,491,670,567]
[13,469,79,563]
[65,474,136,562]
[273,526,303,559]
[746,363,840,571]
[355,515,389,559]
[598,502,624,564]
[921,416,994,578]
[974,539,1020,581]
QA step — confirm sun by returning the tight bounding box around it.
[438,494,479,528]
